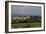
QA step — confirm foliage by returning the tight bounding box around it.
[11,16,41,28]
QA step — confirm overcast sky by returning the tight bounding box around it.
[11,5,41,16]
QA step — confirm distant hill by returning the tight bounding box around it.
[11,14,41,19]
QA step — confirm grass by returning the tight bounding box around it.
[11,22,41,28]
[11,16,41,28]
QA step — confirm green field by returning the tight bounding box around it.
[11,22,41,28]
[11,16,41,28]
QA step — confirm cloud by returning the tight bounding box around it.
[11,5,41,16]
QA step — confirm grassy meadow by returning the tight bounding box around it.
[11,16,41,28]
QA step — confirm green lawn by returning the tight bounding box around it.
[11,22,41,28]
